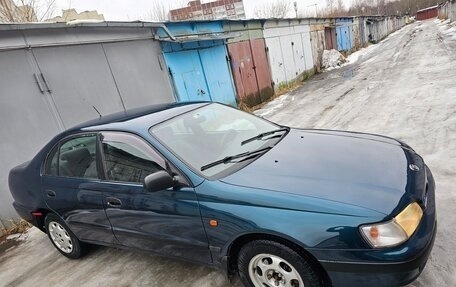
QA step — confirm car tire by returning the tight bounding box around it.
[45,213,85,259]
[238,240,324,287]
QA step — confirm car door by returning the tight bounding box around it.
[98,131,211,264]
[42,133,117,245]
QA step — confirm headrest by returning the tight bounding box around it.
[60,148,90,162]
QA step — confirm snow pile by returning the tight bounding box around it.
[438,20,456,41]
[254,93,294,118]
[346,45,378,64]
[322,49,346,70]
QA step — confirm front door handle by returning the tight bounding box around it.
[46,189,56,198]
[106,197,122,208]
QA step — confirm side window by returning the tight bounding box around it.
[46,145,59,176]
[101,132,165,183]
[45,134,98,179]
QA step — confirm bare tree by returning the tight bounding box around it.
[146,0,170,21]
[326,0,336,16]
[322,0,346,17]
[254,0,291,19]
[331,0,442,17]
[336,0,345,13]
[143,0,188,22]
[0,0,57,22]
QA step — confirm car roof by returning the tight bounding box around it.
[66,101,210,134]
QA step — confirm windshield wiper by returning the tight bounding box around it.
[241,127,289,146]
[201,146,272,172]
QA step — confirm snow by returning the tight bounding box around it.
[5,233,21,240]
[344,44,380,65]
[322,30,395,72]
[322,49,346,70]
[254,93,294,118]
[437,19,456,42]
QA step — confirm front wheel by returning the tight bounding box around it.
[45,213,85,259]
[237,240,325,287]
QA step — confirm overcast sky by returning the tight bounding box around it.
[54,0,353,21]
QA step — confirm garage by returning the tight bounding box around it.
[0,22,175,219]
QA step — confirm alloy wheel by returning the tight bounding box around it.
[48,221,73,254]
[248,253,304,287]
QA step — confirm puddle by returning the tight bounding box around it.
[0,238,22,253]
[342,69,355,79]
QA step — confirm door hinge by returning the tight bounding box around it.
[34,73,51,93]
[33,73,44,93]
[157,55,164,71]
[41,73,52,93]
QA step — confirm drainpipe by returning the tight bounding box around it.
[150,23,176,41]
[64,21,177,42]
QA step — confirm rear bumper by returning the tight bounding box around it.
[13,202,34,223]
[13,202,46,232]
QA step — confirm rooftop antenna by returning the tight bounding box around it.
[92,105,102,119]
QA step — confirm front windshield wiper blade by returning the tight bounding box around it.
[241,127,289,146]
[201,146,272,172]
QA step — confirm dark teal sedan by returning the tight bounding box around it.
[9,102,436,287]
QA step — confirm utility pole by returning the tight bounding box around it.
[307,3,317,18]
[294,1,298,18]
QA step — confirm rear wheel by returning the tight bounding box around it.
[238,240,324,287]
[45,213,85,259]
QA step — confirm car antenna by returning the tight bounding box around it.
[92,105,102,119]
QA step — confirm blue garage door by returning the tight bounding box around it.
[199,46,237,106]
[164,45,237,106]
[337,26,352,52]
[165,50,211,102]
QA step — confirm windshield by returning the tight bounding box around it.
[150,103,287,178]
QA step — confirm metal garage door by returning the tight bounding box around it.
[32,44,126,129]
[165,49,212,102]
[0,49,62,219]
[199,45,237,106]
[102,40,174,110]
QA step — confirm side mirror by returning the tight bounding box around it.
[144,170,174,192]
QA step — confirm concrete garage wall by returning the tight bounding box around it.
[0,24,175,228]
[366,16,406,43]
[439,0,456,22]
[448,0,456,22]
[262,19,314,92]
[309,18,329,73]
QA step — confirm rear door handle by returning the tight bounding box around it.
[106,197,122,208]
[46,189,56,198]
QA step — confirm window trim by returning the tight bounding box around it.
[43,130,191,188]
[43,132,99,179]
[98,131,190,187]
